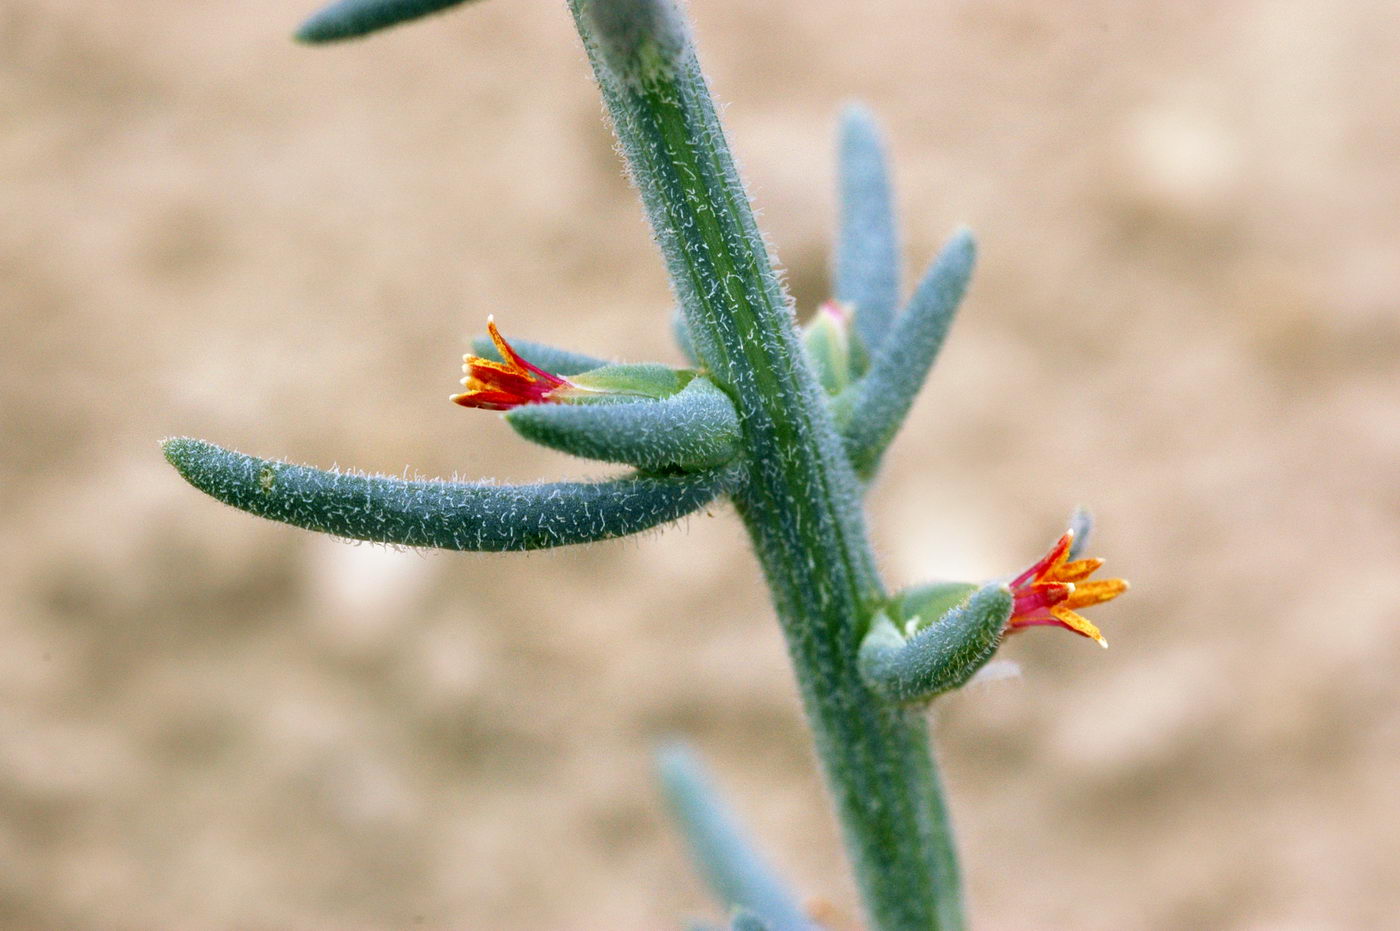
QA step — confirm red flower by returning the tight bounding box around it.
[451,317,584,411]
[1005,530,1128,648]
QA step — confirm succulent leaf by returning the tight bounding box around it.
[858,582,1013,704]
[841,228,976,479]
[164,437,738,551]
[835,105,901,356]
[295,0,483,43]
[657,744,815,931]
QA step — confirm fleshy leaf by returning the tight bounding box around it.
[835,104,901,356]
[657,744,816,931]
[295,0,483,43]
[164,438,739,551]
[470,333,612,378]
[858,582,1013,704]
[505,376,741,471]
[841,228,976,479]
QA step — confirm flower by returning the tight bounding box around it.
[451,317,589,411]
[802,300,866,395]
[1005,530,1128,648]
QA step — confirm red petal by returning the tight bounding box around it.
[1010,531,1075,589]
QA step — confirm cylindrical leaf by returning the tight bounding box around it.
[505,377,741,471]
[842,229,977,478]
[657,744,815,931]
[835,105,901,357]
[164,437,739,551]
[295,0,482,43]
[859,583,1013,704]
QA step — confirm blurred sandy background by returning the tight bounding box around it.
[4,0,1399,927]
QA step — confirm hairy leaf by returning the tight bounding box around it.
[859,583,1012,704]
[164,437,738,551]
[841,228,976,478]
[296,0,483,43]
[835,105,901,356]
[657,744,815,931]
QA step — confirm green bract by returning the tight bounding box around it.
[506,376,741,472]
[802,303,868,396]
[569,362,694,399]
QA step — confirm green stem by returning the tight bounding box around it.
[568,2,963,927]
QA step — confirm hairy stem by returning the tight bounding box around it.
[568,2,963,927]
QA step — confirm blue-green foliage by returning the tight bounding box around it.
[164,438,738,551]
[858,582,1013,704]
[470,334,611,377]
[296,0,481,43]
[506,377,741,471]
[835,105,901,357]
[656,744,815,931]
[840,229,976,478]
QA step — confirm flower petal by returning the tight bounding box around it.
[1049,606,1109,647]
[1048,557,1104,584]
[1010,530,1074,588]
[1012,581,1073,618]
[1064,578,1129,609]
[451,318,576,410]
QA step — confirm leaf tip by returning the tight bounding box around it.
[294,0,481,45]
[839,99,878,131]
[161,436,202,473]
[293,6,353,43]
[948,225,978,267]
